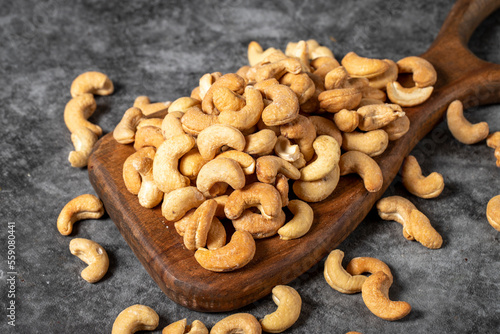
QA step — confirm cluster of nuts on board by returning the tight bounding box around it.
[57,39,500,332]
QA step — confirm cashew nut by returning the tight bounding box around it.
[202,73,245,115]
[123,147,156,195]
[180,106,218,136]
[168,97,201,113]
[356,103,405,131]
[346,257,393,285]
[199,72,222,100]
[342,130,389,157]
[312,56,340,80]
[324,66,349,90]
[133,126,164,151]
[216,150,256,175]
[197,124,246,160]
[495,147,500,167]
[141,101,172,118]
[396,56,437,88]
[161,113,186,140]
[161,186,205,221]
[244,129,278,156]
[153,134,195,193]
[182,199,218,251]
[446,100,489,144]
[274,136,301,162]
[339,151,383,193]
[114,107,144,144]
[248,41,279,66]
[179,148,207,181]
[299,135,340,181]
[280,115,317,161]
[64,93,102,136]
[175,212,226,250]
[217,86,264,131]
[70,71,113,98]
[279,72,315,104]
[68,126,98,167]
[254,58,302,82]
[69,238,108,283]
[292,165,340,202]
[382,115,410,141]
[275,173,290,207]
[225,182,282,220]
[401,155,444,198]
[256,155,301,184]
[324,249,367,294]
[210,313,261,334]
[486,132,500,149]
[111,304,159,334]
[260,285,302,333]
[134,157,164,208]
[133,95,150,108]
[361,86,386,101]
[487,195,500,232]
[261,84,300,126]
[361,271,411,321]
[367,59,398,89]
[341,52,389,78]
[196,157,246,198]
[194,230,256,272]
[386,81,433,107]
[278,200,314,240]
[57,194,105,235]
[357,98,384,108]
[333,109,359,133]
[162,319,208,334]
[318,87,362,114]
[232,209,286,239]
[285,40,310,71]
[308,115,342,146]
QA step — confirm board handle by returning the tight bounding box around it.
[421,0,500,108]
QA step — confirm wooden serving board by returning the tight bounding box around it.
[88,0,500,312]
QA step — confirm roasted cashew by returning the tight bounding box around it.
[280,115,317,161]
[312,56,340,80]
[168,97,201,113]
[68,126,98,168]
[69,238,109,283]
[202,73,246,115]
[111,304,159,334]
[308,115,342,146]
[260,285,302,333]
[342,130,389,157]
[162,319,208,334]
[197,124,246,160]
[339,151,383,193]
[361,271,411,321]
[141,101,172,118]
[333,109,359,133]
[196,157,246,198]
[408,209,443,249]
[324,249,367,294]
[64,93,102,136]
[341,52,389,78]
[182,199,218,251]
[357,103,405,131]
[361,86,386,101]
[446,100,489,144]
[153,134,195,193]
[225,182,282,220]
[261,84,300,126]
[324,66,349,90]
[194,230,256,272]
[161,113,186,140]
[278,200,314,240]
[57,194,104,235]
[216,150,256,175]
[292,165,340,202]
[134,157,163,208]
[161,186,205,222]
[274,136,301,162]
[70,71,113,98]
[123,147,156,195]
[133,126,164,151]
[397,56,437,88]
[133,95,150,108]
[300,135,340,181]
[113,107,144,144]
[179,148,207,181]
[180,106,218,136]
[175,212,226,250]
[487,195,500,232]
[199,72,222,100]
[279,72,315,104]
[275,173,290,207]
[367,59,399,89]
[137,117,163,129]
[357,98,384,108]
[386,81,433,107]
[285,40,310,71]
[318,87,362,114]
[307,39,335,59]
[254,58,303,82]
[495,147,500,167]
[211,86,245,114]
[401,155,444,198]
[346,257,393,285]
[487,132,500,149]
[382,115,410,141]
[256,155,301,184]
[248,41,279,66]
[232,209,286,239]
[244,129,278,156]
[210,313,261,334]
[218,86,264,131]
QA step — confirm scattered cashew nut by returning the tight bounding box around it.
[64,93,102,136]
[69,238,109,283]
[324,249,367,294]
[487,195,500,232]
[386,81,433,107]
[111,304,159,334]
[339,151,383,192]
[57,194,105,235]
[260,285,302,333]
[299,135,340,181]
[70,71,114,98]
[211,313,262,334]
[446,100,489,144]
[401,155,444,198]
[68,126,98,167]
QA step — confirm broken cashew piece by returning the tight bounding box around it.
[69,238,109,283]
[64,93,102,136]
[356,103,405,132]
[211,313,262,334]
[446,100,489,144]
[361,271,411,321]
[382,115,410,141]
[162,319,208,334]
[339,151,383,192]
[57,194,104,235]
[111,304,159,334]
[386,81,433,107]
[333,109,359,133]
[68,126,98,167]
[274,136,301,162]
[487,195,500,232]
[401,155,444,198]
[278,200,314,240]
[324,249,367,294]
[260,285,302,333]
[70,71,113,98]
[280,115,317,161]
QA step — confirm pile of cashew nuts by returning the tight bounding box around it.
[57,38,500,332]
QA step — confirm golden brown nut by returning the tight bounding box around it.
[487,195,500,232]
[279,72,316,104]
[218,86,264,131]
[292,165,340,202]
[318,87,362,114]
[210,313,261,334]
[57,194,105,235]
[341,52,389,78]
[162,319,208,334]
[324,249,366,294]
[339,151,383,193]
[182,199,218,251]
[401,155,444,199]
[280,115,317,161]
[299,135,340,181]
[244,129,278,156]
[197,124,246,160]
[333,109,359,133]
[232,209,286,239]
[356,103,405,131]
[225,182,282,220]
[256,155,301,184]
[446,100,489,144]
[342,130,389,157]
[196,157,246,198]
[382,115,410,141]
[113,107,144,144]
[133,126,164,151]
[278,200,314,240]
[397,56,437,88]
[123,147,156,195]
[133,157,163,209]
[68,126,98,168]
[111,304,159,334]
[161,187,205,222]
[69,238,109,283]
[70,71,114,98]
[64,94,101,136]
[386,81,433,107]
[261,84,300,126]
[367,59,398,89]
[346,257,393,285]
[260,285,302,333]
[202,73,246,115]
[307,115,342,146]
[180,106,218,136]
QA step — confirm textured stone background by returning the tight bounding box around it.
[1,0,499,333]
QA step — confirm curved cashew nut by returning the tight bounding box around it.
[216,150,255,175]
[197,124,246,160]
[69,238,109,283]
[397,56,437,88]
[168,97,201,113]
[256,155,301,184]
[260,285,302,333]
[254,58,302,82]
[248,41,279,66]
[278,200,314,240]
[318,87,362,113]
[300,135,340,181]
[446,100,489,144]
[342,130,389,157]
[111,304,159,334]
[161,113,186,140]
[194,230,256,272]
[401,155,444,198]
[70,71,113,98]
[225,182,282,219]
[275,173,290,207]
[133,126,164,151]
[123,147,156,195]
[312,56,341,80]
[218,86,264,131]
[114,107,144,144]
[346,257,393,285]
[202,73,246,115]
[292,165,340,202]
[199,72,222,100]
[213,86,246,112]
[175,212,226,250]
[196,157,246,198]
[339,151,383,192]
[279,72,316,105]
[180,106,218,136]
[308,115,342,146]
[182,199,218,251]
[68,126,98,168]
[133,95,150,108]
[324,66,349,90]
[244,129,278,156]
[274,136,301,162]
[324,249,367,294]
[341,52,389,78]
[153,134,195,193]
[487,195,500,232]
[57,194,104,235]
[232,209,285,239]
[285,40,310,71]
[161,186,205,222]
[64,94,102,136]
[357,104,405,132]
[261,84,300,126]
[487,132,500,149]
[162,318,208,334]
[386,81,433,107]
[134,157,163,208]
[333,109,359,133]
[179,148,207,181]
[368,59,399,89]
[211,313,261,334]
[407,209,443,249]
[361,271,411,321]
[280,115,317,161]
[382,115,410,141]
[362,86,386,101]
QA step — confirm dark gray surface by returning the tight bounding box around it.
[1,0,499,333]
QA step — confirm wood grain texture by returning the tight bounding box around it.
[88,0,500,312]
